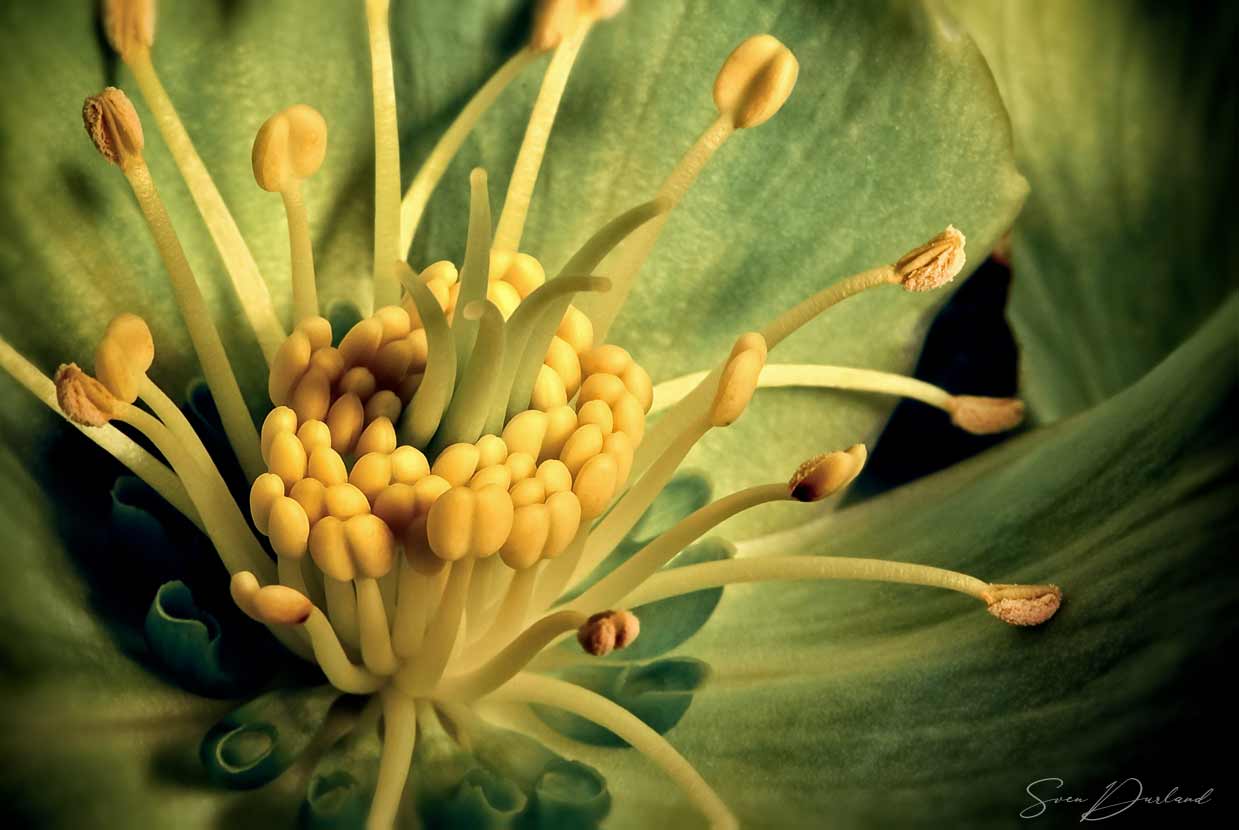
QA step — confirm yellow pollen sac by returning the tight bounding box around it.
[577,609,640,656]
[94,314,154,404]
[713,34,799,130]
[373,305,412,342]
[350,452,393,501]
[297,419,333,456]
[574,452,618,518]
[327,393,365,454]
[580,344,631,378]
[556,306,594,354]
[308,446,348,487]
[472,485,516,557]
[229,572,261,619]
[297,316,333,350]
[290,478,328,525]
[412,474,452,512]
[603,430,635,485]
[487,280,522,319]
[711,334,768,427]
[511,478,547,507]
[431,442,481,487]
[356,417,398,455]
[391,445,430,484]
[896,226,967,292]
[249,473,287,535]
[505,452,538,483]
[578,372,626,406]
[269,330,312,406]
[475,433,509,468]
[577,399,614,435]
[309,346,346,383]
[531,364,568,410]
[94,338,140,404]
[540,405,578,462]
[536,458,573,494]
[268,496,311,559]
[326,483,372,519]
[982,584,1063,626]
[251,105,328,193]
[470,464,512,491]
[103,0,156,61]
[261,407,299,464]
[373,483,419,532]
[621,362,653,412]
[251,584,313,626]
[82,87,144,170]
[611,392,645,444]
[426,486,475,561]
[544,336,581,397]
[530,0,582,52]
[949,395,1026,435]
[502,410,549,458]
[543,490,582,557]
[501,503,551,570]
[268,431,308,489]
[345,513,397,578]
[560,423,604,477]
[372,339,416,387]
[339,366,378,400]
[309,516,355,581]
[365,391,403,424]
[789,444,867,502]
[339,318,385,368]
[290,367,332,423]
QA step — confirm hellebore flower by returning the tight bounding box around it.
[0,1,1234,828]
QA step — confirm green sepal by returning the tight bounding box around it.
[300,703,383,830]
[527,759,612,830]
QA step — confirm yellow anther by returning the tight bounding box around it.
[391,445,431,484]
[711,335,767,427]
[426,486,475,561]
[252,584,313,626]
[611,392,646,445]
[502,409,549,458]
[374,305,412,342]
[531,364,568,410]
[472,485,515,557]
[290,477,328,525]
[576,399,614,435]
[339,318,384,367]
[470,464,512,491]
[574,452,618,518]
[544,336,582,398]
[364,391,403,425]
[487,280,522,319]
[261,406,299,464]
[308,346,346,383]
[94,339,139,404]
[949,395,1025,435]
[580,344,631,378]
[229,571,261,619]
[309,516,355,581]
[82,87,144,170]
[268,496,311,559]
[356,417,398,457]
[621,362,654,413]
[297,419,332,456]
[327,393,365,455]
[421,259,459,286]
[406,329,430,371]
[373,483,419,532]
[297,316,334,351]
[397,372,423,405]
[895,226,967,293]
[603,430,634,486]
[505,452,537,483]
[372,339,415,387]
[501,504,551,570]
[53,364,118,426]
[326,482,371,519]
[103,0,155,61]
[540,405,579,462]
[982,584,1063,627]
[96,314,154,402]
[789,444,867,502]
[503,253,546,299]
[350,452,393,501]
[290,366,332,423]
[556,306,594,354]
[577,609,640,656]
[268,431,308,489]
[252,104,327,193]
[476,434,509,468]
[308,446,348,487]
[713,34,799,130]
[536,458,573,494]
[489,249,515,282]
[511,477,547,507]
[249,473,286,535]
[543,491,582,557]
[531,0,581,52]
[269,330,312,406]
[431,442,482,487]
[412,474,452,512]
[402,519,443,576]
[579,372,626,406]
[560,423,604,477]
[345,513,397,578]
[339,366,378,401]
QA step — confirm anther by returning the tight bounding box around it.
[895,226,967,292]
[982,584,1063,627]
[253,105,327,191]
[713,35,799,129]
[531,0,582,52]
[252,584,314,626]
[53,363,118,426]
[948,395,1026,435]
[103,0,156,62]
[577,609,640,656]
[82,87,144,170]
[710,334,768,427]
[788,444,867,502]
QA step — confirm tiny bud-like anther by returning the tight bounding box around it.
[713,34,799,129]
[895,226,967,292]
[54,363,119,427]
[531,0,580,52]
[577,609,640,657]
[103,0,156,61]
[710,333,767,427]
[252,105,328,192]
[789,444,866,502]
[983,584,1062,627]
[83,87,144,169]
[949,395,1026,435]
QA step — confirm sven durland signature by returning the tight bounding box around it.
[1021,777,1213,821]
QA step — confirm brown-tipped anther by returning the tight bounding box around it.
[531,0,581,52]
[252,105,328,192]
[252,585,313,626]
[949,396,1026,435]
[895,226,966,292]
[103,0,156,61]
[789,443,866,502]
[982,584,1062,627]
[83,87,144,170]
[610,609,640,649]
[713,34,799,129]
[577,610,640,657]
[54,363,119,427]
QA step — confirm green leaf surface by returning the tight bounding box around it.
[947,0,1239,421]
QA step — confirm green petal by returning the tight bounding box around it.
[947,0,1239,420]
[548,298,1237,827]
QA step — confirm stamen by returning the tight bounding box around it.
[52,363,118,427]
[395,557,476,696]
[365,0,403,310]
[491,673,738,830]
[576,609,640,656]
[391,555,434,658]
[369,688,418,830]
[107,5,286,363]
[438,609,588,700]
[83,89,264,480]
[982,584,1063,626]
[788,445,866,502]
[948,395,1026,435]
[895,226,967,293]
[252,105,328,322]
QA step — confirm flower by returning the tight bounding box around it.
[2,0,1239,827]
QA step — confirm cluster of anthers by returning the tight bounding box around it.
[0,1,1064,828]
